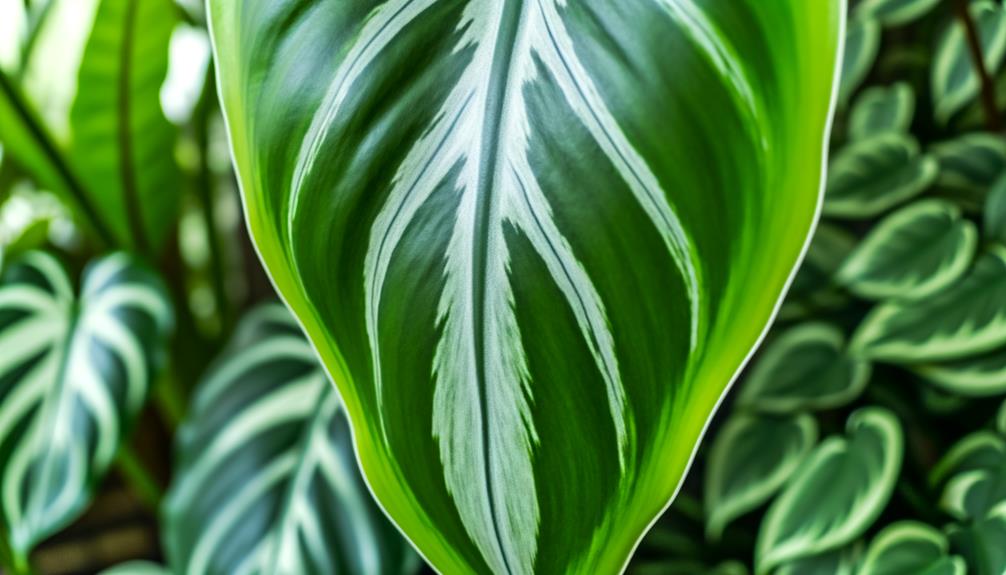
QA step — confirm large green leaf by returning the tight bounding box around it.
[0,251,172,563]
[755,408,903,573]
[824,134,938,219]
[738,323,870,414]
[851,247,1006,362]
[164,304,418,575]
[837,200,977,301]
[704,413,817,540]
[932,1,1006,124]
[858,522,964,575]
[208,1,842,573]
[69,0,181,253]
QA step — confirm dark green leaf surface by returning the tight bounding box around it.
[775,546,861,575]
[755,408,903,573]
[984,172,1006,244]
[932,1,1006,124]
[851,248,1006,362]
[838,200,977,301]
[947,510,1006,575]
[0,251,173,562]
[840,18,881,104]
[824,134,938,219]
[930,431,1006,488]
[164,304,418,575]
[933,134,1006,197]
[858,522,964,575]
[70,0,181,253]
[854,0,940,27]
[917,347,1006,397]
[848,83,915,141]
[739,323,870,414]
[208,1,842,572]
[704,414,817,540]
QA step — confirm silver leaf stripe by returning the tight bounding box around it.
[166,305,408,575]
[0,252,171,552]
[287,1,758,573]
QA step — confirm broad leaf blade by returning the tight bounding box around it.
[0,251,173,561]
[208,1,843,572]
[164,304,418,575]
[70,0,181,253]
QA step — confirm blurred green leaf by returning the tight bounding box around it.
[849,83,915,141]
[841,18,882,104]
[858,522,964,575]
[932,1,1006,124]
[755,408,903,573]
[838,200,977,301]
[824,134,938,219]
[163,304,419,575]
[931,431,1006,487]
[947,509,1006,575]
[739,323,870,414]
[852,248,1006,362]
[775,545,861,575]
[933,133,1006,197]
[97,562,171,575]
[855,0,940,27]
[984,171,1006,243]
[941,466,1006,521]
[0,251,173,564]
[916,347,1006,396]
[705,413,817,540]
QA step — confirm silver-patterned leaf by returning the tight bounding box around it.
[931,431,1006,488]
[704,413,817,540]
[0,251,172,561]
[849,83,915,141]
[932,1,1006,124]
[824,134,938,219]
[163,304,419,575]
[933,133,1006,198]
[916,347,1006,397]
[838,200,977,301]
[851,247,1006,362]
[859,522,965,575]
[738,323,870,414]
[755,408,903,573]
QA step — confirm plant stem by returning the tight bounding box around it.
[955,0,1002,131]
[0,525,34,575]
[115,445,164,512]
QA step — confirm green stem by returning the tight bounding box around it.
[115,445,164,512]
[0,526,34,575]
[0,70,116,247]
[955,0,1002,131]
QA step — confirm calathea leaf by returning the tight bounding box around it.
[0,251,173,563]
[941,467,1006,521]
[208,1,842,573]
[946,508,1006,575]
[775,545,862,575]
[932,1,1006,124]
[704,413,817,540]
[738,323,870,414]
[858,522,965,575]
[824,134,938,219]
[69,0,181,253]
[837,200,977,301]
[854,0,940,27]
[851,247,1006,362]
[930,431,1006,488]
[164,304,418,575]
[755,408,903,574]
[916,347,1006,397]
[840,17,882,104]
[933,133,1006,197]
[848,83,915,141]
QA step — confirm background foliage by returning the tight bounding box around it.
[0,0,1004,574]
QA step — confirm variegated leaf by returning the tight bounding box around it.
[851,247,1006,363]
[704,413,817,540]
[848,83,915,141]
[838,200,977,301]
[208,1,843,572]
[932,1,1006,124]
[164,304,419,575]
[840,18,881,104]
[859,522,965,575]
[775,545,862,575]
[854,0,940,27]
[755,408,903,574]
[946,508,1006,575]
[0,251,172,563]
[916,347,1006,397]
[934,133,1006,196]
[930,431,1006,488]
[941,467,1006,521]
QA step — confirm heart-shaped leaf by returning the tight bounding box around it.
[704,413,817,540]
[851,248,1006,362]
[164,304,418,575]
[916,347,1006,397]
[69,0,182,253]
[755,408,903,574]
[932,1,1006,124]
[859,522,965,575]
[824,134,938,219]
[840,18,882,104]
[931,431,1006,487]
[208,1,842,572]
[947,509,1006,575]
[738,324,870,414]
[0,251,173,563]
[849,83,915,141]
[838,200,977,301]
[854,0,940,27]
[941,468,1006,521]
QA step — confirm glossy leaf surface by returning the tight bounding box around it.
[755,408,903,573]
[0,252,172,562]
[208,1,842,572]
[164,304,418,575]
